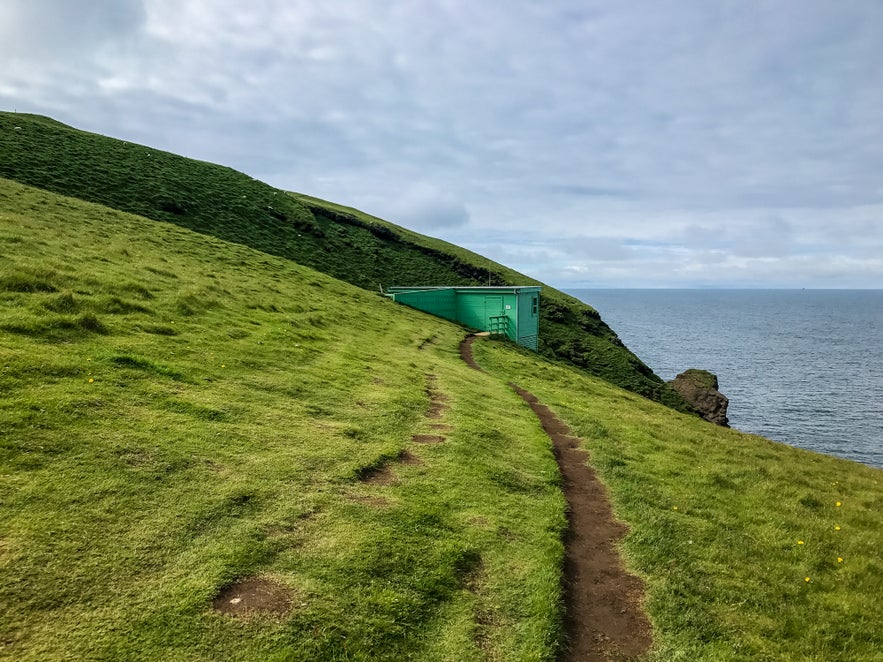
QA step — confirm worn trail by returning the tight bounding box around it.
[460,335,652,661]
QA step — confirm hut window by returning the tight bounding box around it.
[532,297,538,315]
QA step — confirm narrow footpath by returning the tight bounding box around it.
[460,335,652,661]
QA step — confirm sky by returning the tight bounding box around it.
[2,1,882,288]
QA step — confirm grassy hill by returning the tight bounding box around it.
[0,178,566,659]
[474,340,882,660]
[0,111,688,412]
[2,115,881,660]
[3,177,881,660]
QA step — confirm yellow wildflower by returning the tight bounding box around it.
[835,526,841,531]
[804,577,811,582]
[798,540,804,545]
[88,378,94,383]
[836,501,842,507]
[837,557,843,563]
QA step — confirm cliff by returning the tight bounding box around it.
[668,369,730,426]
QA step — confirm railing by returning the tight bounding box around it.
[487,315,509,336]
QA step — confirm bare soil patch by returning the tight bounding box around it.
[460,335,653,661]
[410,374,450,444]
[510,384,653,661]
[418,334,437,350]
[359,463,397,485]
[426,402,447,419]
[399,449,423,465]
[424,373,449,419]
[212,577,292,617]
[459,335,482,370]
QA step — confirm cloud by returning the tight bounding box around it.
[0,0,145,62]
[556,236,636,262]
[453,202,883,289]
[379,183,470,231]
[678,216,794,258]
[2,1,882,287]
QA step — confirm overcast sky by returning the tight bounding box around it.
[2,1,882,288]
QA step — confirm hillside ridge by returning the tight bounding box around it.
[0,176,568,659]
[0,110,690,412]
[3,151,881,661]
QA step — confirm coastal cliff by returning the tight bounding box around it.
[668,369,730,426]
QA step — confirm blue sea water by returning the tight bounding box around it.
[568,290,883,469]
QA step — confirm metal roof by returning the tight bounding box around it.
[386,285,541,293]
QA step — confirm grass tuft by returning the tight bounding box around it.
[0,267,59,292]
[42,291,79,313]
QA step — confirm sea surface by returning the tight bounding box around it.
[568,289,883,469]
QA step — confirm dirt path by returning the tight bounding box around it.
[460,335,652,661]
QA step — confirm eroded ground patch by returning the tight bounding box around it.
[212,577,293,618]
[460,335,653,661]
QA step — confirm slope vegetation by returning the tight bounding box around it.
[0,111,688,411]
[473,339,883,661]
[0,178,566,659]
[4,113,881,660]
[3,178,881,660]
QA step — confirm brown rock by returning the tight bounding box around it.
[668,369,729,427]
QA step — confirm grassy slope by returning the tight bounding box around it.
[0,178,565,660]
[473,340,883,661]
[0,111,689,412]
[3,179,881,660]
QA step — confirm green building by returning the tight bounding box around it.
[385,286,541,351]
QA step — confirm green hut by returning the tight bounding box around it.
[385,286,541,350]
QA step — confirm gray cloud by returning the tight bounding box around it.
[380,183,470,230]
[2,0,882,287]
[557,236,637,262]
[677,216,794,258]
[0,0,145,61]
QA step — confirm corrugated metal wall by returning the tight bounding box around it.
[388,287,539,350]
[516,291,539,350]
[388,288,457,322]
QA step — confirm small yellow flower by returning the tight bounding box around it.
[837,557,843,563]
[834,526,841,531]
[798,540,804,545]
[221,364,226,368]
[836,501,842,507]
[88,378,94,383]
[672,506,678,511]
[804,577,811,582]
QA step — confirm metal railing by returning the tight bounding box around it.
[487,315,509,336]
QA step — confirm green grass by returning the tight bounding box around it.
[0,111,690,412]
[5,114,880,660]
[473,339,883,661]
[0,178,566,660]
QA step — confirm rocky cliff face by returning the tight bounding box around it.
[668,369,729,427]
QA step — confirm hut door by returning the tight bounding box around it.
[484,296,504,334]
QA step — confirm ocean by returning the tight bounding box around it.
[567,290,883,469]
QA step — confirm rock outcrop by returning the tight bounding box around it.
[668,369,729,427]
